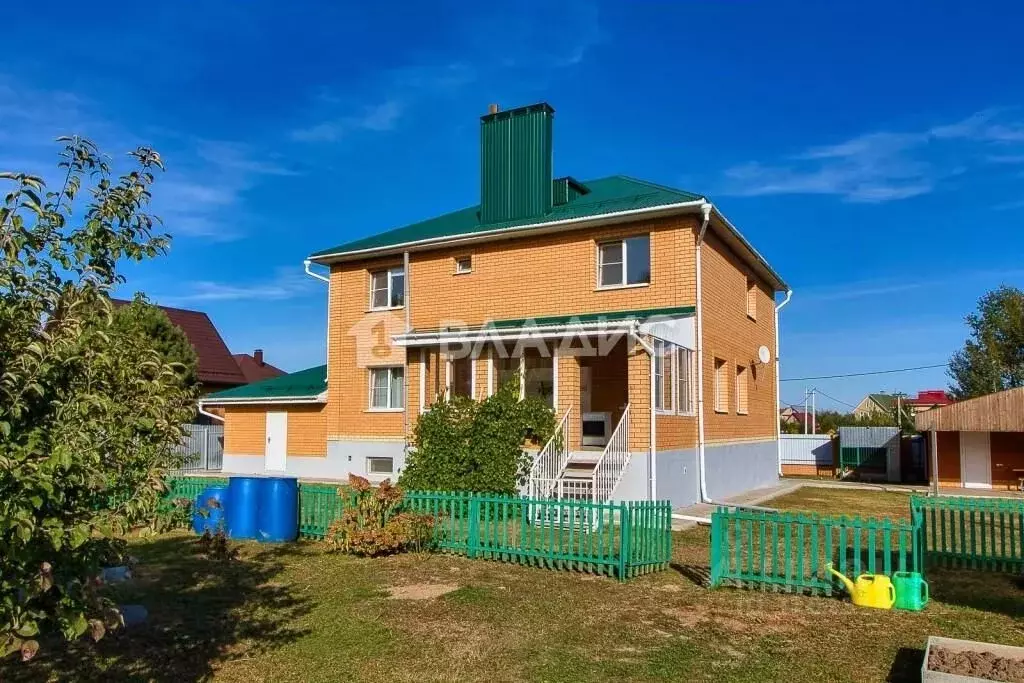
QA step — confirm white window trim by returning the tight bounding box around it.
[486,351,494,397]
[675,347,696,417]
[653,340,672,414]
[454,256,472,275]
[366,456,395,475]
[596,235,651,290]
[470,357,477,399]
[368,366,405,411]
[369,266,405,311]
[418,348,426,414]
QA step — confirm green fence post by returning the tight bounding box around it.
[617,502,629,580]
[710,510,722,587]
[467,495,480,559]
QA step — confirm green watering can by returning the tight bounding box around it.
[892,571,929,611]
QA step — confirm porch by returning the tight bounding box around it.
[396,307,698,503]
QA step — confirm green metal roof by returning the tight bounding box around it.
[868,393,895,410]
[309,175,703,259]
[203,364,327,402]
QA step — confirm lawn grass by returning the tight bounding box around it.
[4,487,1023,682]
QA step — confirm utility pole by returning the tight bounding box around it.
[811,389,817,434]
[803,388,809,434]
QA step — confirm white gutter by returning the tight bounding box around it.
[628,326,657,501]
[303,259,330,283]
[201,395,327,406]
[774,289,793,476]
[403,251,411,447]
[311,200,707,262]
[196,402,224,422]
[695,203,711,503]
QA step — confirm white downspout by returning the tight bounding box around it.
[695,203,712,503]
[630,327,657,501]
[304,259,331,385]
[774,289,793,476]
[196,401,224,423]
[403,251,411,446]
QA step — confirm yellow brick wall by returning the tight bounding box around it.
[223,406,266,454]
[700,230,777,444]
[656,413,697,449]
[327,259,408,439]
[286,405,328,457]
[626,341,651,451]
[222,404,327,457]
[557,351,581,451]
[407,216,698,328]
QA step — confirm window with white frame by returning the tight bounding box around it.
[675,347,695,415]
[454,256,472,274]
[714,358,728,413]
[494,355,519,392]
[523,351,554,408]
[597,234,650,288]
[367,456,394,474]
[449,356,472,398]
[369,266,405,310]
[654,340,670,411]
[369,366,404,410]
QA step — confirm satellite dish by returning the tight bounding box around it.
[757,345,772,364]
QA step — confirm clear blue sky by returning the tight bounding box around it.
[3,1,1023,410]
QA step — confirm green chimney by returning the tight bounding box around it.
[480,102,554,224]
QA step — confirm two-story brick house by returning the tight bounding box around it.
[203,102,789,508]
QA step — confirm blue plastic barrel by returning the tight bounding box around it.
[227,477,263,539]
[257,477,299,542]
[192,485,229,535]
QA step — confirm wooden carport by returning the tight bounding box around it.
[915,387,1024,493]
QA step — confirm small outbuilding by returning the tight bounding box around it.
[915,387,1024,492]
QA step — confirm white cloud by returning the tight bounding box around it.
[291,99,405,142]
[156,269,317,305]
[719,109,1024,203]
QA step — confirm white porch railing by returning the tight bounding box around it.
[528,407,572,499]
[592,404,630,502]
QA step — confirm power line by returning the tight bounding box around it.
[780,363,948,382]
[811,387,858,410]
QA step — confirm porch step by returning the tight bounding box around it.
[562,463,596,480]
[567,450,602,464]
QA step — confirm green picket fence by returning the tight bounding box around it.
[165,476,227,503]
[171,477,671,580]
[709,508,924,595]
[912,495,1024,573]
[404,492,672,579]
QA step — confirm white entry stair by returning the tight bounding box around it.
[528,405,631,504]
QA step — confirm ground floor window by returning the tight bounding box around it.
[676,347,695,415]
[369,366,404,410]
[449,356,472,398]
[654,340,670,411]
[736,364,749,415]
[523,353,554,408]
[714,358,728,413]
[494,355,519,392]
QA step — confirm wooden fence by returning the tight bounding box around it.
[710,508,924,595]
[912,495,1024,573]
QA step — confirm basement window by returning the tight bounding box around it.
[369,266,405,310]
[454,256,472,274]
[367,457,394,474]
[597,235,650,288]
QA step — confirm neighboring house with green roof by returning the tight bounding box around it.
[853,393,896,419]
[203,102,789,508]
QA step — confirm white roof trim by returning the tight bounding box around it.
[392,320,641,347]
[201,390,328,406]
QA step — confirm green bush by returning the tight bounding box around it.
[399,378,556,495]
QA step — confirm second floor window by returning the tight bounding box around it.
[598,234,650,288]
[370,266,405,309]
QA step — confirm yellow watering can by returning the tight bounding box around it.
[825,563,895,609]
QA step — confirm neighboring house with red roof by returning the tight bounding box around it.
[112,300,285,394]
[903,389,954,415]
[233,350,285,384]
